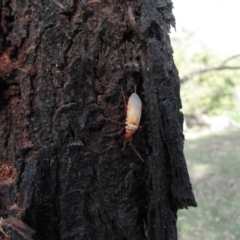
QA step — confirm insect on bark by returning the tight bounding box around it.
[105,87,144,161]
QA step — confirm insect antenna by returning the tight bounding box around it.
[121,86,127,106]
[120,86,127,116]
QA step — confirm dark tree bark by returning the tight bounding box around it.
[0,0,197,239]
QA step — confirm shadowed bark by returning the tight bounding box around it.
[0,0,196,239]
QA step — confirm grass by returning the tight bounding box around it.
[177,129,240,240]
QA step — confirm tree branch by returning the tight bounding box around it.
[221,54,240,65]
[181,54,240,83]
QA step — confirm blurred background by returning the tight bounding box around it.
[170,0,240,239]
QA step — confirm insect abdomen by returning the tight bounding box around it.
[126,93,142,128]
[126,124,138,133]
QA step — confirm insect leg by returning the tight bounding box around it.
[138,122,148,128]
[129,141,144,162]
[121,139,127,151]
[118,127,125,135]
[104,118,125,125]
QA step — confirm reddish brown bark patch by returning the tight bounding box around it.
[0,159,17,184]
[0,231,9,240]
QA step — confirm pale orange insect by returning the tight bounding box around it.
[105,87,144,161]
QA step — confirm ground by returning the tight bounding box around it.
[178,128,240,240]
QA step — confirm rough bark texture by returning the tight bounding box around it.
[0,0,197,239]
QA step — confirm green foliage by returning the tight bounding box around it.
[181,69,240,116]
[231,112,240,123]
[171,30,240,118]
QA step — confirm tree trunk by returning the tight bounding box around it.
[0,0,197,239]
